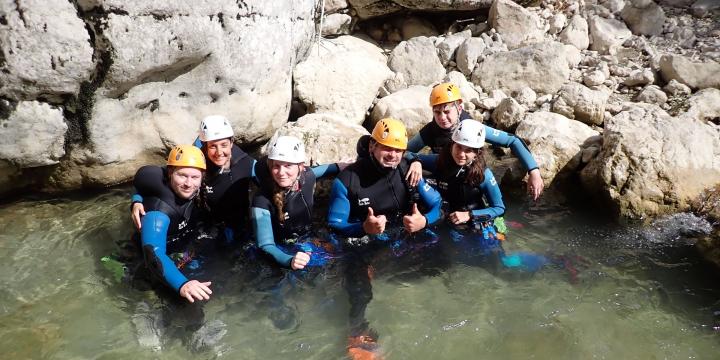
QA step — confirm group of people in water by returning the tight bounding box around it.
[125,82,544,358]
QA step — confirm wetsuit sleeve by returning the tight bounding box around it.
[193,137,202,148]
[406,133,427,153]
[310,163,340,179]
[471,168,505,220]
[140,211,188,292]
[416,178,442,225]
[251,207,293,267]
[250,159,260,185]
[483,125,539,172]
[328,178,365,237]
[417,154,439,173]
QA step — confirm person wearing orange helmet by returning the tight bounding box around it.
[328,118,442,360]
[405,82,544,200]
[132,145,214,303]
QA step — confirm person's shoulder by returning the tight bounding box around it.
[251,191,273,209]
[135,165,164,179]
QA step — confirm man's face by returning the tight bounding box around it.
[371,142,404,168]
[169,167,203,199]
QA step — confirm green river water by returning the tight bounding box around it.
[1,187,718,359]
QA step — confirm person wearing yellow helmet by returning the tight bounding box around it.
[328,118,443,360]
[132,145,215,303]
[405,82,545,201]
[131,115,259,248]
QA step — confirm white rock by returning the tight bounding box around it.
[659,54,720,89]
[635,85,668,104]
[294,36,393,125]
[491,97,526,131]
[370,85,433,137]
[681,88,720,122]
[514,87,538,107]
[401,17,439,39]
[437,30,473,65]
[0,101,67,167]
[516,111,600,184]
[588,15,632,54]
[553,83,610,125]
[621,0,666,37]
[321,13,352,36]
[558,15,590,50]
[0,0,94,101]
[324,0,349,14]
[488,0,546,50]
[456,37,487,76]
[663,79,692,96]
[388,37,446,87]
[583,70,607,87]
[548,13,567,35]
[624,69,655,86]
[473,41,581,95]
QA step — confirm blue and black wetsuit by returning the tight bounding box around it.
[407,111,539,172]
[327,156,442,333]
[251,162,340,267]
[133,165,205,293]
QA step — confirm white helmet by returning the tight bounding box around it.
[199,115,234,142]
[267,135,306,164]
[451,119,486,149]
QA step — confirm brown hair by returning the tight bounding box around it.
[266,159,304,224]
[436,143,486,186]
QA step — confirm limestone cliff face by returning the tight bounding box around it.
[0,0,318,194]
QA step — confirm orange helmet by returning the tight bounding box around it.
[429,82,462,106]
[371,118,408,150]
[167,145,206,170]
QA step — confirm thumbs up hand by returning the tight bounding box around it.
[403,203,427,233]
[363,207,387,235]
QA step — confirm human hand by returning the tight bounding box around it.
[448,211,471,225]
[131,202,146,230]
[527,169,544,201]
[179,280,212,303]
[363,207,387,235]
[291,252,311,270]
[403,203,427,233]
[405,161,423,187]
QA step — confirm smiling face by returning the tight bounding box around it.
[432,101,462,130]
[370,141,404,168]
[270,160,303,188]
[169,166,203,199]
[451,143,478,166]
[205,138,232,168]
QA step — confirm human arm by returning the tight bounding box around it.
[470,168,505,220]
[406,133,427,153]
[417,178,442,225]
[251,207,294,267]
[310,163,341,179]
[327,179,366,237]
[483,125,543,199]
[131,194,145,230]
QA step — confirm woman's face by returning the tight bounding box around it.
[451,143,478,166]
[432,101,461,129]
[270,160,302,188]
[169,166,203,199]
[205,138,232,168]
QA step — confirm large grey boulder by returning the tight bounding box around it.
[388,37,446,87]
[264,113,368,166]
[588,15,632,54]
[488,0,545,49]
[0,0,94,102]
[552,83,610,126]
[581,103,720,220]
[558,15,590,51]
[621,0,666,36]
[370,85,433,138]
[321,13,352,36]
[659,54,720,90]
[0,101,67,167]
[294,36,392,125]
[473,41,581,95]
[515,111,600,185]
[491,97,525,131]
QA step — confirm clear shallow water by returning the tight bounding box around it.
[0,188,719,359]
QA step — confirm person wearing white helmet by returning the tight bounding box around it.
[131,115,258,246]
[251,135,349,270]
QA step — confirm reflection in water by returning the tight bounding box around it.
[0,187,718,359]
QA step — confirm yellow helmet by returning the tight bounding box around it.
[371,118,408,150]
[429,82,462,106]
[167,145,206,170]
